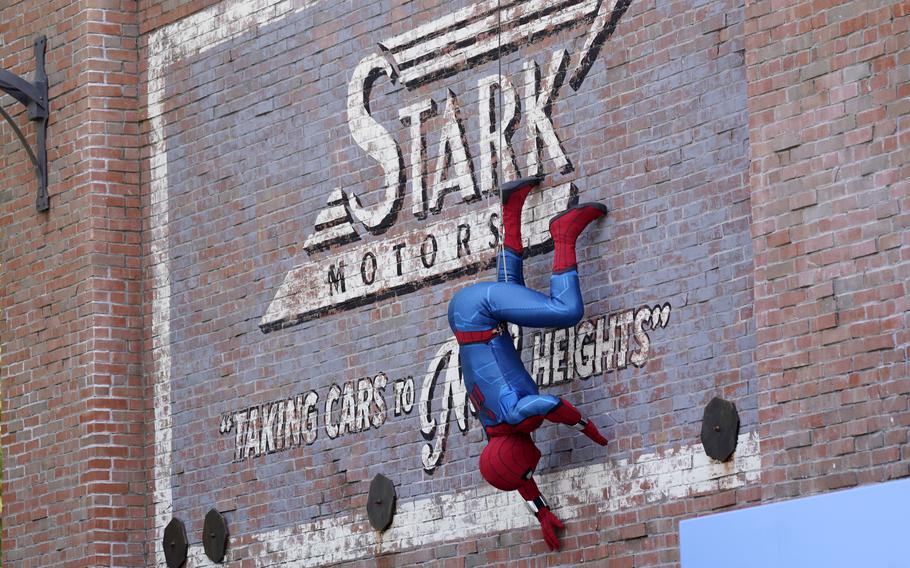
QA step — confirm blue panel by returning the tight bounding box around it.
[680,478,910,568]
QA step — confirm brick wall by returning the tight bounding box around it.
[1,0,145,566]
[139,0,759,565]
[1,0,907,566]
[745,0,910,498]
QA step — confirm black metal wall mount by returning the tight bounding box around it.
[202,508,229,564]
[163,517,189,568]
[700,397,740,462]
[0,35,49,211]
[367,473,397,532]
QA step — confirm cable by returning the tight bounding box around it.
[496,0,508,283]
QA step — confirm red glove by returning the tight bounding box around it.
[535,506,565,551]
[581,420,609,446]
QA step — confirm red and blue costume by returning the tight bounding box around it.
[447,176,609,551]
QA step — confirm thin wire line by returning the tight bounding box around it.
[496,0,508,283]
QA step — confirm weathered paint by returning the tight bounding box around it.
[261,184,573,331]
[145,0,757,566]
[147,0,320,563]
[244,432,761,567]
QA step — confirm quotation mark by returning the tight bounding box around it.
[649,303,671,329]
[219,414,233,434]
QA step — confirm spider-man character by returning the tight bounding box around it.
[447,175,609,551]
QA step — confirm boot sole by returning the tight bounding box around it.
[500,174,546,205]
[549,202,608,228]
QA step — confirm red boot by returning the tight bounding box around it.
[501,175,544,254]
[579,421,609,447]
[549,203,607,273]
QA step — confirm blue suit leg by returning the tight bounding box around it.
[483,270,585,329]
[497,248,525,285]
[448,270,585,332]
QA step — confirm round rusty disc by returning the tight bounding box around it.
[367,474,397,532]
[163,517,189,568]
[700,397,740,462]
[203,508,229,563]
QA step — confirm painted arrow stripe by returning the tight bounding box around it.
[381,0,600,88]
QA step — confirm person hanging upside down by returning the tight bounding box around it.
[447,175,609,552]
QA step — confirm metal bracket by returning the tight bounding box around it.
[0,35,49,211]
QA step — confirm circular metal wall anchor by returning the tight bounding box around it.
[163,517,189,568]
[700,397,740,462]
[203,508,229,563]
[367,473,397,532]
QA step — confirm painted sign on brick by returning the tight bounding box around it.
[260,0,633,331]
[223,304,672,471]
[148,0,758,561]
